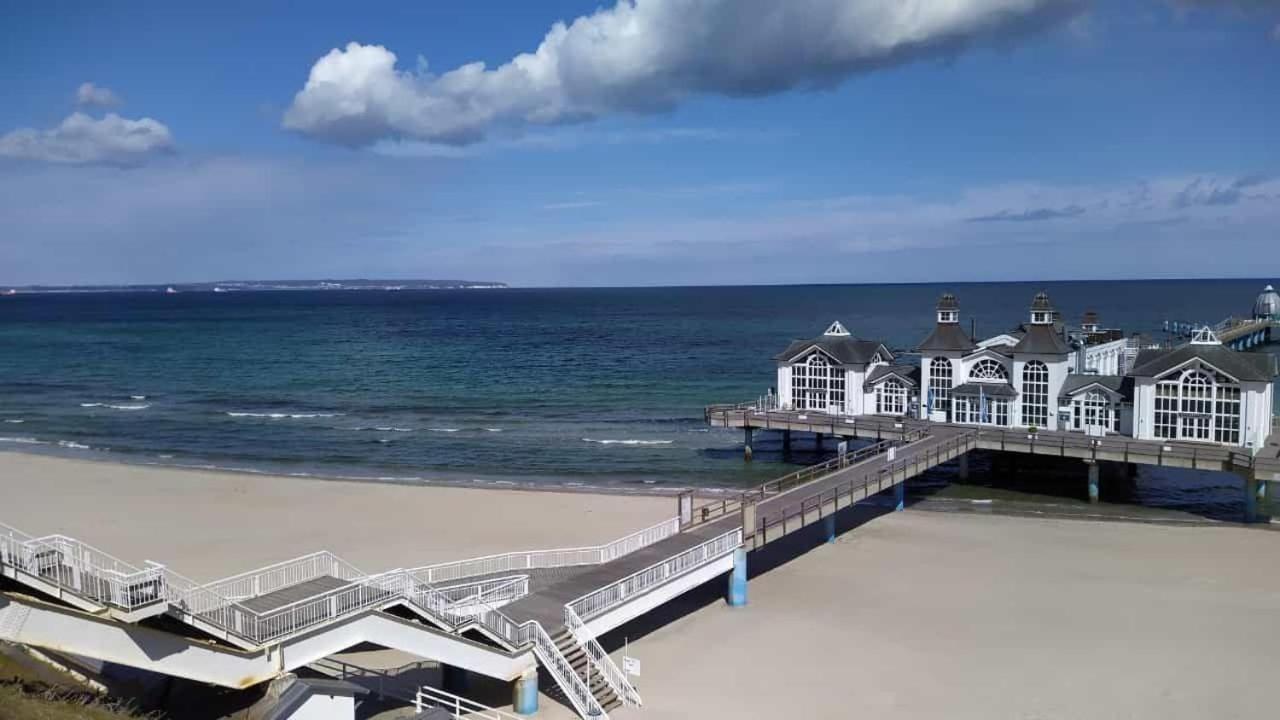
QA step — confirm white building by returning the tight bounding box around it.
[771,292,1275,450]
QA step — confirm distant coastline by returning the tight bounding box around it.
[1,278,508,294]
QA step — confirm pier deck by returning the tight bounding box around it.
[707,406,1280,481]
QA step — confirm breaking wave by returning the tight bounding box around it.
[428,427,461,433]
[0,436,44,445]
[582,438,675,446]
[226,411,344,419]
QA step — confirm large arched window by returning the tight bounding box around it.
[927,357,953,415]
[876,379,907,415]
[792,352,845,414]
[1150,367,1241,444]
[969,359,1008,383]
[1021,361,1049,428]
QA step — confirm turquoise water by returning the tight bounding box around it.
[0,281,1275,516]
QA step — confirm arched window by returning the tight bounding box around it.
[1021,361,1049,428]
[1073,390,1115,432]
[969,359,1008,383]
[928,357,953,415]
[876,379,907,415]
[1150,366,1241,444]
[792,352,845,414]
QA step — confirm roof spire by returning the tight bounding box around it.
[1030,291,1053,326]
[823,320,850,337]
[936,293,959,325]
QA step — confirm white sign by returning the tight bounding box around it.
[887,446,897,462]
[837,441,848,455]
[623,656,641,677]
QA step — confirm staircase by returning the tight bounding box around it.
[552,628,623,714]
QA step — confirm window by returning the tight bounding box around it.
[876,379,907,415]
[928,357,953,415]
[1073,391,1113,433]
[969,359,1008,383]
[1021,361,1049,428]
[955,394,1009,426]
[1149,366,1243,445]
[792,352,844,414]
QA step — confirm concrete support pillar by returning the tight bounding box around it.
[1242,469,1265,523]
[726,546,748,607]
[823,514,836,544]
[815,432,824,451]
[513,669,538,715]
[894,481,905,511]
[958,452,970,481]
[1085,460,1100,504]
[743,427,753,462]
[782,429,792,454]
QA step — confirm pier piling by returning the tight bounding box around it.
[744,427,753,461]
[727,546,748,606]
[958,452,970,481]
[823,514,836,544]
[1085,460,1100,504]
[894,480,905,511]
[1242,469,1266,523]
[513,669,538,715]
[782,429,792,454]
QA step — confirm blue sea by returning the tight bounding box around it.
[1,280,1276,520]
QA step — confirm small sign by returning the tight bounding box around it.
[623,656,641,677]
[887,446,897,462]
[837,441,848,455]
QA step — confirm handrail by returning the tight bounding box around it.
[565,604,642,708]
[566,527,743,625]
[416,686,525,720]
[0,524,167,612]
[412,515,680,584]
[312,657,525,720]
[194,550,365,605]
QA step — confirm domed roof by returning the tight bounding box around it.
[1030,291,1053,312]
[936,293,959,311]
[1255,284,1280,319]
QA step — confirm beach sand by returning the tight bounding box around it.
[3,450,1279,719]
[0,451,674,581]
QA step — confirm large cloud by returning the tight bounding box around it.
[0,112,175,167]
[75,82,121,108]
[283,0,1086,147]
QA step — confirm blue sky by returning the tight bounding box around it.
[2,0,1278,287]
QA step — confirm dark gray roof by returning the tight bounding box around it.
[1030,291,1053,312]
[1011,324,1071,355]
[952,382,1017,398]
[936,293,959,311]
[1060,374,1132,399]
[775,336,890,366]
[864,364,920,390]
[1128,344,1277,383]
[916,323,977,353]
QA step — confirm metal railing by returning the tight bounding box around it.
[412,515,680,584]
[416,686,525,720]
[754,432,976,543]
[312,657,524,720]
[564,604,642,708]
[566,527,743,625]
[0,523,167,613]
[190,551,364,608]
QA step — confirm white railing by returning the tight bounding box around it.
[413,516,680,584]
[521,619,608,720]
[431,574,529,613]
[565,604,642,708]
[416,686,525,720]
[0,523,167,612]
[567,527,743,624]
[191,551,364,608]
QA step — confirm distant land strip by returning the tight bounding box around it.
[1,279,509,294]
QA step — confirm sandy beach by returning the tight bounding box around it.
[3,450,1279,719]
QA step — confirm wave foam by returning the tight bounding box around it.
[0,436,45,445]
[485,428,503,432]
[428,428,460,433]
[130,395,147,400]
[227,411,344,419]
[582,438,675,446]
[3,419,24,424]
[108,403,149,411]
[57,440,91,450]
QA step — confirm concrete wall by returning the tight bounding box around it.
[286,694,355,720]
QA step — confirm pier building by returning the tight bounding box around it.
[774,291,1276,450]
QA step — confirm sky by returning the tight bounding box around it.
[1,0,1279,287]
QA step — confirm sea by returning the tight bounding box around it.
[1,280,1276,522]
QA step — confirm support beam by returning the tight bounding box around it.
[1242,469,1266,523]
[815,432,824,451]
[958,452,970,481]
[894,480,905,511]
[513,669,538,715]
[782,429,792,454]
[1085,460,1100,504]
[823,514,836,544]
[743,427,753,462]
[726,546,748,607]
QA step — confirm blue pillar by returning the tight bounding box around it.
[823,514,836,544]
[513,669,538,715]
[894,481,905,511]
[727,546,748,606]
[1086,461,1099,504]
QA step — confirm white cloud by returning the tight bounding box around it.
[75,82,121,108]
[283,0,1085,147]
[0,112,175,167]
